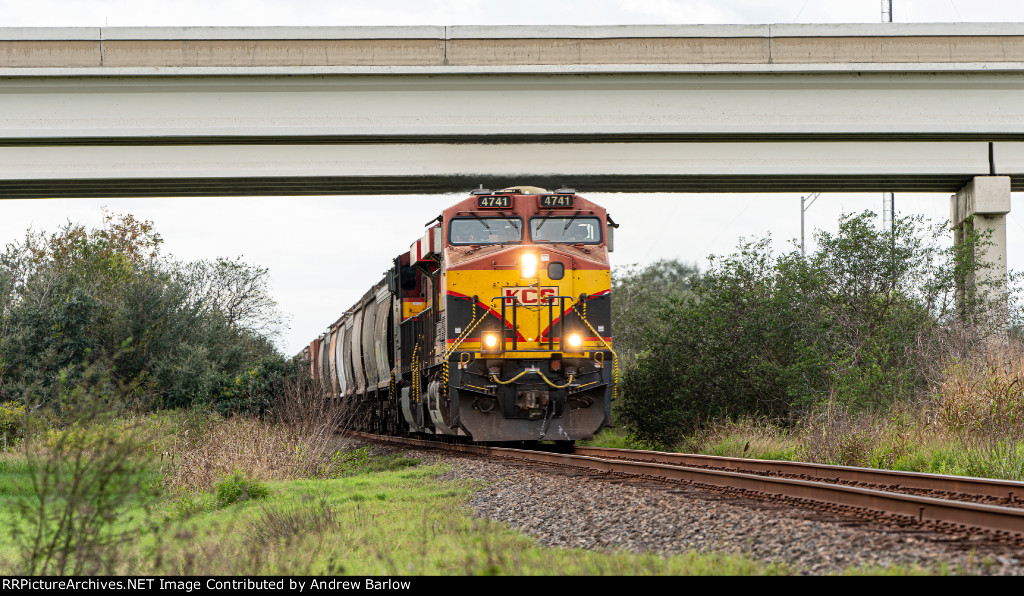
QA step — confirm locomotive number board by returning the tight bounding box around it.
[477,195,513,209]
[539,194,575,208]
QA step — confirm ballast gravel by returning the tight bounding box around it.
[357,441,1024,575]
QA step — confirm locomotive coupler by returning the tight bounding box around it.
[516,389,550,420]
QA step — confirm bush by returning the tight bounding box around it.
[0,401,25,449]
[618,212,1007,447]
[10,372,161,575]
[214,470,270,508]
[0,212,284,412]
[611,259,700,364]
[209,356,308,417]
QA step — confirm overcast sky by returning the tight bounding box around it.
[1,0,1023,355]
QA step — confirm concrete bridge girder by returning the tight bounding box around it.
[0,141,1017,197]
[2,24,1024,298]
[3,25,1024,196]
[2,72,1024,141]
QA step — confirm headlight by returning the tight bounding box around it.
[567,333,583,348]
[483,333,500,349]
[521,253,538,278]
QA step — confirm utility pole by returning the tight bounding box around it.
[881,0,895,235]
[801,192,820,257]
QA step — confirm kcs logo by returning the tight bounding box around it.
[502,286,559,305]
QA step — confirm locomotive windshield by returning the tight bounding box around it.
[529,216,603,244]
[449,217,523,245]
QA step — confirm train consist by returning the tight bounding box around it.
[303,186,617,443]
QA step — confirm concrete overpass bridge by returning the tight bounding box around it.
[0,23,1022,280]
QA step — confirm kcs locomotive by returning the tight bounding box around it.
[303,186,617,443]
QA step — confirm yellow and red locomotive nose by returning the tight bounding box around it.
[445,245,610,352]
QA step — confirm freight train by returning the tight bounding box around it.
[303,186,617,443]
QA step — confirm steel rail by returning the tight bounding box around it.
[573,446,1024,502]
[347,431,1024,538]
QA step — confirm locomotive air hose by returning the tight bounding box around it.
[488,370,575,389]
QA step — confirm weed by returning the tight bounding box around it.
[8,364,160,575]
[0,402,25,451]
[690,418,799,460]
[247,497,339,544]
[214,470,269,508]
[163,377,350,493]
[934,345,1024,437]
[330,449,420,477]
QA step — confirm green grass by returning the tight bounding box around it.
[923,441,1024,480]
[0,455,32,496]
[0,452,35,545]
[583,425,800,462]
[214,470,270,508]
[329,446,422,476]
[152,462,794,575]
[578,426,659,450]
[0,449,165,574]
[701,435,798,461]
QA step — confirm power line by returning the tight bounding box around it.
[948,0,964,21]
[793,0,811,22]
[801,193,820,257]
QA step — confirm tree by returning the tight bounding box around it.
[0,213,282,411]
[617,212,1009,447]
[180,257,285,337]
[611,259,700,363]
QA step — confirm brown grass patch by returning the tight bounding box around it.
[932,341,1024,438]
[688,417,797,459]
[162,379,350,493]
[795,403,882,467]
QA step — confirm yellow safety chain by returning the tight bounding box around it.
[576,297,619,401]
[442,300,484,398]
[444,301,483,359]
[411,340,420,403]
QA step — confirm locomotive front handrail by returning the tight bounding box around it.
[489,294,575,351]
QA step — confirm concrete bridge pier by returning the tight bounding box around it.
[950,176,1012,315]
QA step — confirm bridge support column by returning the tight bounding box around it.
[950,176,1012,319]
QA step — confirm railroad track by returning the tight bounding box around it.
[574,446,1024,507]
[347,431,1024,543]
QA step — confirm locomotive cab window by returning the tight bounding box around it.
[449,217,523,245]
[529,216,603,244]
